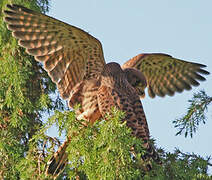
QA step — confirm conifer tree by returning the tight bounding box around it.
[0,1,211,179]
[0,0,63,179]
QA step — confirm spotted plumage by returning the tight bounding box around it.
[4,4,209,178]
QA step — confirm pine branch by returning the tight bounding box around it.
[173,90,212,138]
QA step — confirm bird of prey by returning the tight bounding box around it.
[4,4,209,178]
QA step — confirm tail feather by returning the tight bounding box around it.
[46,138,70,177]
[147,143,161,164]
[142,143,162,171]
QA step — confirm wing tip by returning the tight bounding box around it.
[6,4,13,10]
[5,3,35,14]
[195,62,207,68]
[3,16,14,24]
[5,4,21,12]
[4,10,13,16]
[148,86,156,98]
[199,68,210,75]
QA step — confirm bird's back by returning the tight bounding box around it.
[97,72,161,168]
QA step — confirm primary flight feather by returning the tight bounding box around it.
[4,4,209,178]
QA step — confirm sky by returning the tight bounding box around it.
[46,0,212,172]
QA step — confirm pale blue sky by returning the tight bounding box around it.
[47,0,212,172]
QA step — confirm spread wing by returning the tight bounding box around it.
[4,4,106,99]
[122,53,209,98]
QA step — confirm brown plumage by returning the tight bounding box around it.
[98,62,161,165]
[3,4,209,178]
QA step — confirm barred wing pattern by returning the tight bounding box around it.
[122,53,209,98]
[4,4,106,100]
[3,3,210,179]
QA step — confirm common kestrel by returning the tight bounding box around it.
[4,4,209,178]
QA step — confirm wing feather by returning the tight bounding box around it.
[4,4,106,99]
[122,53,209,98]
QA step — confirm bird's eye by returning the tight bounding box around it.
[135,80,141,86]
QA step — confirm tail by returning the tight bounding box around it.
[142,143,162,171]
[46,138,70,177]
[132,142,162,171]
[148,143,161,161]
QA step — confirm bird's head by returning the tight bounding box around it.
[102,62,123,76]
[123,68,147,99]
[101,62,126,87]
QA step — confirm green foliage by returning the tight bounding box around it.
[0,1,211,179]
[0,0,59,178]
[173,90,212,138]
[64,108,145,179]
[41,108,211,180]
[2,106,209,179]
[156,149,211,180]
